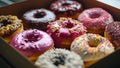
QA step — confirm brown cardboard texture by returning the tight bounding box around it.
[0,0,120,68]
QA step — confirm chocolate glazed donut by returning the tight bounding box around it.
[105,22,120,49]
[50,0,83,19]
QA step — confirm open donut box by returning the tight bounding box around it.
[0,0,120,68]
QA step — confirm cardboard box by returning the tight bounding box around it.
[0,0,120,68]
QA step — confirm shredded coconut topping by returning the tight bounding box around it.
[35,49,83,68]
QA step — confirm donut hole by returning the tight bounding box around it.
[52,55,65,66]
[89,12,101,18]
[24,33,42,42]
[62,2,70,6]
[64,21,74,28]
[34,11,46,18]
[0,20,11,27]
[88,38,100,47]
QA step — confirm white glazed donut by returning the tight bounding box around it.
[23,8,56,30]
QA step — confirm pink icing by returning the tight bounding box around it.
[10,29,54,57]
[47,18,86,49]
[78,8,114,34]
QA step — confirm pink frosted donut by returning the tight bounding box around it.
[10,29,54,62]
[78,8,114,34]
[47,17,86,49]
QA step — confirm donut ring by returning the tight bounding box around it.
[51,0,81,12]
[10,29,54,62]
[50,0,82,19]
[78,8,113,34]
[0,15,22,36]
[105,21,120,49]
[71,33,114,62]
[35,49,84,68]
[47,17,86,49]
[23,9,56,30]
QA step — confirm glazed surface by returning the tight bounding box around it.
[23,9,56,30]
[78,8,113,34]
[105,22,120,48]
[50,0,81,12]
[71,33,114,61]
[10,29,54,57]
[47,18,86,48]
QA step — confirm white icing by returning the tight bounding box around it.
[23,9,56,23]
[35,49,83,68]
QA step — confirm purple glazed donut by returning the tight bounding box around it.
[10,29,54,62]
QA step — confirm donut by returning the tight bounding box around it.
[22,9,56,31]
[50,0,83,19]
[105,22,120,49]
[47,17,86,49]
[70,33,114,67]
[10,29,54,62]
[78,8,114,35]
[0,15,23,43]
[35,49,84,68]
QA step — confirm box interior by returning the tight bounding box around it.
[0,0,120,68]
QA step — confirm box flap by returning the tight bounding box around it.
[0,38,36,68]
